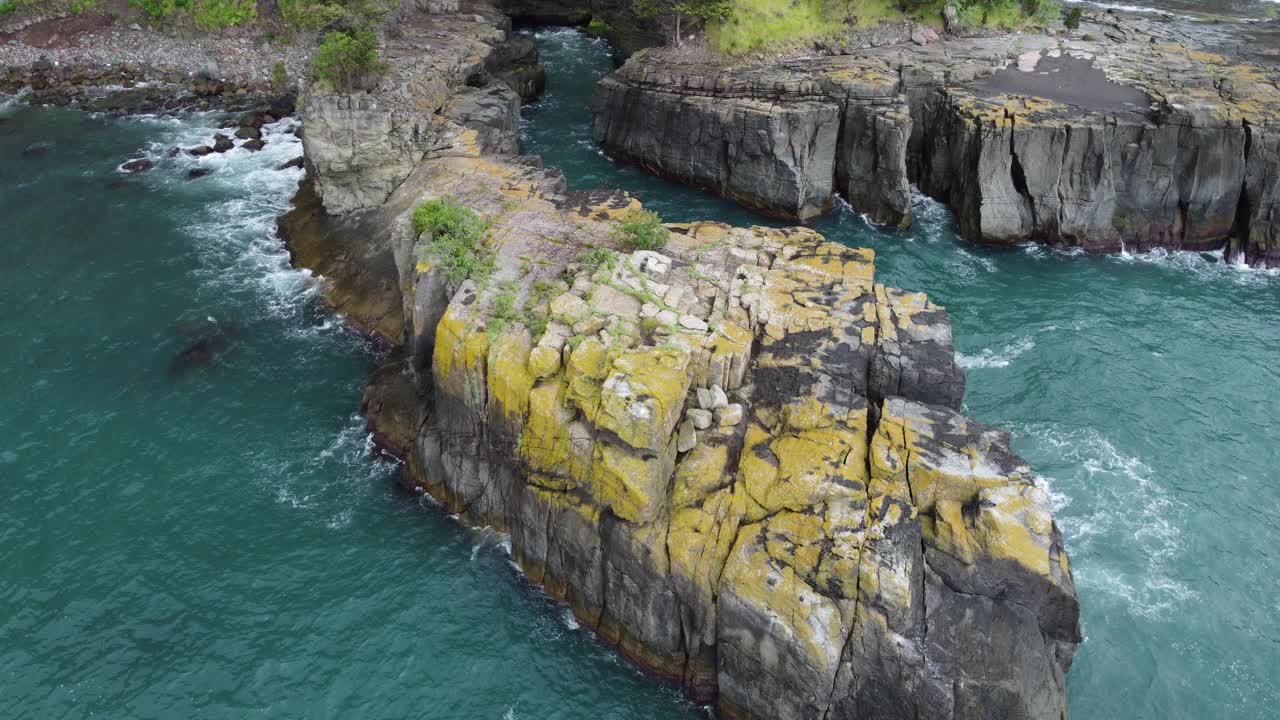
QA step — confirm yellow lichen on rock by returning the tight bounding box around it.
[719,521,853,678]
[486,327,534,423]
[520,379,576,483]
[737,399,869,521]
[432,297,491,409]
[591,347,692,453]
[565,337,610,416]
[592,440,676,523]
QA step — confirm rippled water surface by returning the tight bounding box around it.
[520,27,1280,720]
[0,99,700,718]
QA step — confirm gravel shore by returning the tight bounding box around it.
[1,14,314,90]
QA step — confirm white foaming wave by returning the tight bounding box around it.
[1113,246,1280,287]
[1015,423,1195,620]
[950,247,999,277]
[956,336,1035,369]
[152,115,310,316]
[560,607,581,630]
[1066,0,1261,21]
[267,414,398,527]
[469,526,514,562]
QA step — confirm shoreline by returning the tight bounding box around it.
[1,13,311,112]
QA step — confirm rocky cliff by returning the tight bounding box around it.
[282,1,547,338]
[590,13,1280,266]
[384,145,1078,720]
[290,4,1081,719]
[302,4,543,216]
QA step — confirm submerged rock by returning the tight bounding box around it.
[168,333,229,377]
[121,158,153,173]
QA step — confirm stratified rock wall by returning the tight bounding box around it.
[590,22,1280,265]
[370,136,1075,719]
[591,58,912,224]
[303,4,531,216]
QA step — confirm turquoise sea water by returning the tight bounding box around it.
[0,100,699,718]
[4,23,1279,719]
[519,28,1280,720]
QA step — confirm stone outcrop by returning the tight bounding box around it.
[288,4,1080,718]
[302,5,540,216]
[284,0,549,336]
[371,139,1076,719]
[590,13,1280,265]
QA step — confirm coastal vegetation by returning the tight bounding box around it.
[638,0,1065,54]
[612,208,669,251]
[413,198,496,286]
[312,25,388,90]
[9,0,98,14]
[129,0,257,27]
[6,0,384,33]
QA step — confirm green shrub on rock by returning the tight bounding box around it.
[193,0,256,29]
[271,61,289,92]
[585,16,613,36]
[578,247,619,275]
[313,26,389,91]
[413,198,495,285]
[612,208,669,251]
[20,0,99,12]
[1064,5,1082,28]
[278,0,347,30]
[131,0,187,19]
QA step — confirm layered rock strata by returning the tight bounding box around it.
[381,143,1077,719]
[590,14,1280,265]
[303,4,542,216]
[290,5,1081,718]
[281,1,548,338]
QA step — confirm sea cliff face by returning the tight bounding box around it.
[289,6,1081,719]
[397,179,1080,719]
[589,13,1280,266]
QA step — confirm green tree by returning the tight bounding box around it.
[313,26,389,91]
[634,0,733,46]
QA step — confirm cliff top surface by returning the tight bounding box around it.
[621,10,1280,127]
[383,112,1080,717]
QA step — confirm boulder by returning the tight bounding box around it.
[121,158,153,173]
